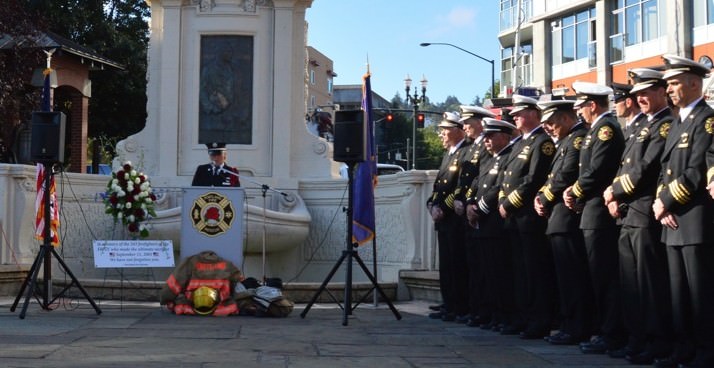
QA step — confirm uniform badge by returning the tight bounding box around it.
[541,141,555,156]
[583,135,592,149]
[573,136,583,150]
[517,145,531,159]
[705,117,714,134]
[659,122,671,138]
[637,127,649,142]
[597,126,613,141]
[449,165,458,171]
[677,132,689,148]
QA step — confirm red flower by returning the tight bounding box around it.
[109,195,118,205]
[123,163,132,172]
[150,193,157,201]
[116,170,125,178]
[127,222,139,233]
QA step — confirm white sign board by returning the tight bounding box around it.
[93,240,175,268]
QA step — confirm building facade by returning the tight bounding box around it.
[498,0,714,99]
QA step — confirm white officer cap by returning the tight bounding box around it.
[661,54,711,79]
[628,68,666,93]
[438,111,463,128]
[537,100,576,123]
[458,105,495,122]
[572,81,613,107]
[482,117,516,135]
[509,94,540,115]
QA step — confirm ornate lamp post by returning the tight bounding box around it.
[404,74,427,170]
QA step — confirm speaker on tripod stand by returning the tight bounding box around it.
[11,111,101,319]
[300,110,401,325]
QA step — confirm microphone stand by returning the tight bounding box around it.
[219,167,288,284]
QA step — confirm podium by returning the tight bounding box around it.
[181,187,245,268]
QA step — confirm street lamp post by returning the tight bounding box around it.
[404,74,427,170]
[420,42,495,98]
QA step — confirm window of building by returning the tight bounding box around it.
[310,95,316,107]
[694,0,714,27]
[501,43,533,91]
[551,8,596,66]
[499,0,533,32]
[610,0,666,63]
[327,77,333,95]
[310,70,315,85]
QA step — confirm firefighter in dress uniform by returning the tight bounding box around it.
[652,54,714,368]
[603,68,674,364]
[535,100,593,345]
[191,142,241,187]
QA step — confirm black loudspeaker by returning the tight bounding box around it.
[31,111,66,162]
[333,110,366,163]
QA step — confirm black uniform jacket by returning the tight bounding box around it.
[658,99,714,245]
[498,126,555,229]
[191,163,241,187]
[611,108,673,227]
[466,144,514,238]
[456,136,490,205]
[623,113,648,142]
[428,139,473,221]
[538,123,588,235]
[571,113,626,229]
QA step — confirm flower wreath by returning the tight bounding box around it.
[103,161,157,238]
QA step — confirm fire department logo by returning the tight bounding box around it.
[573,136,583,150]
[659,122,671,138]
[190,192,235,237]
[541,141,555,156]
[705,117,714,134]
[598,126,613,141]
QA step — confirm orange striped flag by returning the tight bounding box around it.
[34,164,60,246]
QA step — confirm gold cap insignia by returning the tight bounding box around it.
[659,122,671,138]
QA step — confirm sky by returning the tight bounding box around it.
[305,1,502,106]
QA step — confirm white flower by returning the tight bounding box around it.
[141,203,147,210]
[117,212,123,219]
[117,190,126,197]
[112,179,118,185]
[124,173,130,180]
[125,202,132,209]
[127,215,135,223]
[130,170,137,176]
[133,177,140,184]
[146,198,153,203]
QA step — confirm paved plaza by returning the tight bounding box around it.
[0,298,632,368]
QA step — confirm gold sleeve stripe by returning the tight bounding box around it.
[445,194,455,209]
[708,167,714,184]
[507,191,524,208]
[543,186,555,202]
[656,184,664,198]
[621,174,635,195]
[465,188,473,198]
[572,181,584,198]
[498,190,506,200]
[668,180,690,204]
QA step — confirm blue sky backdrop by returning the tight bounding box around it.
[306,1,501,105]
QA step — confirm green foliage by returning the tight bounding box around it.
[0,0,45,145]
[24,0,150,160]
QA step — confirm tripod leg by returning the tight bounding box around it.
[354,253,402,320]
[10,246,45,312]
[51,248,102,315]
[343,250,353,326]
[300,252,348,319]
[18,247,48,319]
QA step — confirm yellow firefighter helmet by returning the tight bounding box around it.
[192,286,219,315]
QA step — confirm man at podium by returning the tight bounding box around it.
[191,142,241,187]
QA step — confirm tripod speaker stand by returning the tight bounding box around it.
[11,162,101,319]
[299,161,401,326]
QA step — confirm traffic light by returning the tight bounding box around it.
[385,112,394,122]
[416,113,425,128]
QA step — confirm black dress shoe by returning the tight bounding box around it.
[428,311,443,319]
[608,346,635,358]
[428,303,444,311]
[625,351,655,365]
[520,329,548,340]
[546,332,580,345]
[580,338,608,354]
[454,314,470,324]
[653,356,683,368]
[500,324,524,335]
[441,313,456,322]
